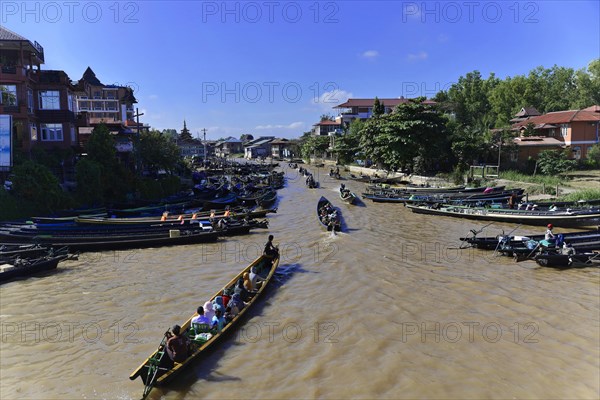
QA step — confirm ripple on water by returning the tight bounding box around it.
[0,165,598,399]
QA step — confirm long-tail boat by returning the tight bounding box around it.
[129,253,280,399]
[317,196,341,232]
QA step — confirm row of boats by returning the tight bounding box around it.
[460,224,600,268]
[0,160,286,283]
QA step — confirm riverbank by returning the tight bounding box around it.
[299,158,600,201]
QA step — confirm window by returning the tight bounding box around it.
[549,128,556,137]
[30,123,38,141]
[39,91,60,110]
[510,151,518,162]
[0,85,17,106]
[27,88,34,113]
[572,146,581,160]
[68,94,74,111]
[70,125,75,142]
[560,124,569,137]
[40,123,63,141]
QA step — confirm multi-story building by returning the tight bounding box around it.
[0,26,142,171]
[509,106,600,166]
[74,67,139,148]
[333,97,437,126]
[312,120,343,136]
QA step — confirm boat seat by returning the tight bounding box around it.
[191,323,211,334]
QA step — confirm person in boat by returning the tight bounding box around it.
[211,308,226,333]
[249,265,264,290]
[228,292,246,314]
[222,287,233,307]
[549,204,558,212]
[545,224,556,243]
[508,193,517,209]
[217,218,229,230]
[263,234,279,259]
[234,277,251,302]
[191,306,211,325]
[203,301,215,322]
[224,306,235,323]
[166,325,190,363]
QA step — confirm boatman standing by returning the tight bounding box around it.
[545,224,556,244]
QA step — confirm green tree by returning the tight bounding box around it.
[179,120,192,140]
[86,123,117,169]
[333,119,363,164]
[75,158,103,205]
[586,144,600,168]
[301,135,330,160]
[372,97,384,117]
[358,99,448,172]
[445,71,498,126]
[536,149,576,175]
[320,114,335,121]
[11,160,66,212]
[138,130,181,174]
[573,59,600,108]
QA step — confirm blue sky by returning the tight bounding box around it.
[2,0,599,139]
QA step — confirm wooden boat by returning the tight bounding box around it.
[74,208,276,225]
[406,204,600,228]
[0,253,68,283]
[129,253,280,399]
[317,196,341,232]
[0,230,220,252]
[533,251,600,268]
[460,228,600,250]
[339,187,357,205]
[258,190,278,208]
[0,243,57,260]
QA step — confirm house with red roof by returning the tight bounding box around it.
[312,119,342,136]
[509,106,600,166]
[333,97,437,126]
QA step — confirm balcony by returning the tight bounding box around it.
[1,66,17,74]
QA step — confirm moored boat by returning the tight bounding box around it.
[0,253,69,283]
[406,204,600,227]
[129,253,280,399]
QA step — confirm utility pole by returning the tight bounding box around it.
[201,128,207,167]
[134,108,144,174]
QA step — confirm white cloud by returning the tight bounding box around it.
[255,121,304,130]
[407,51,428,61]
[310,89,353,112]
[361,50,379,59]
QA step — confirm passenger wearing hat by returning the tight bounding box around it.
[545,224,556,242]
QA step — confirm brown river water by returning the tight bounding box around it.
[1,164,599,400]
